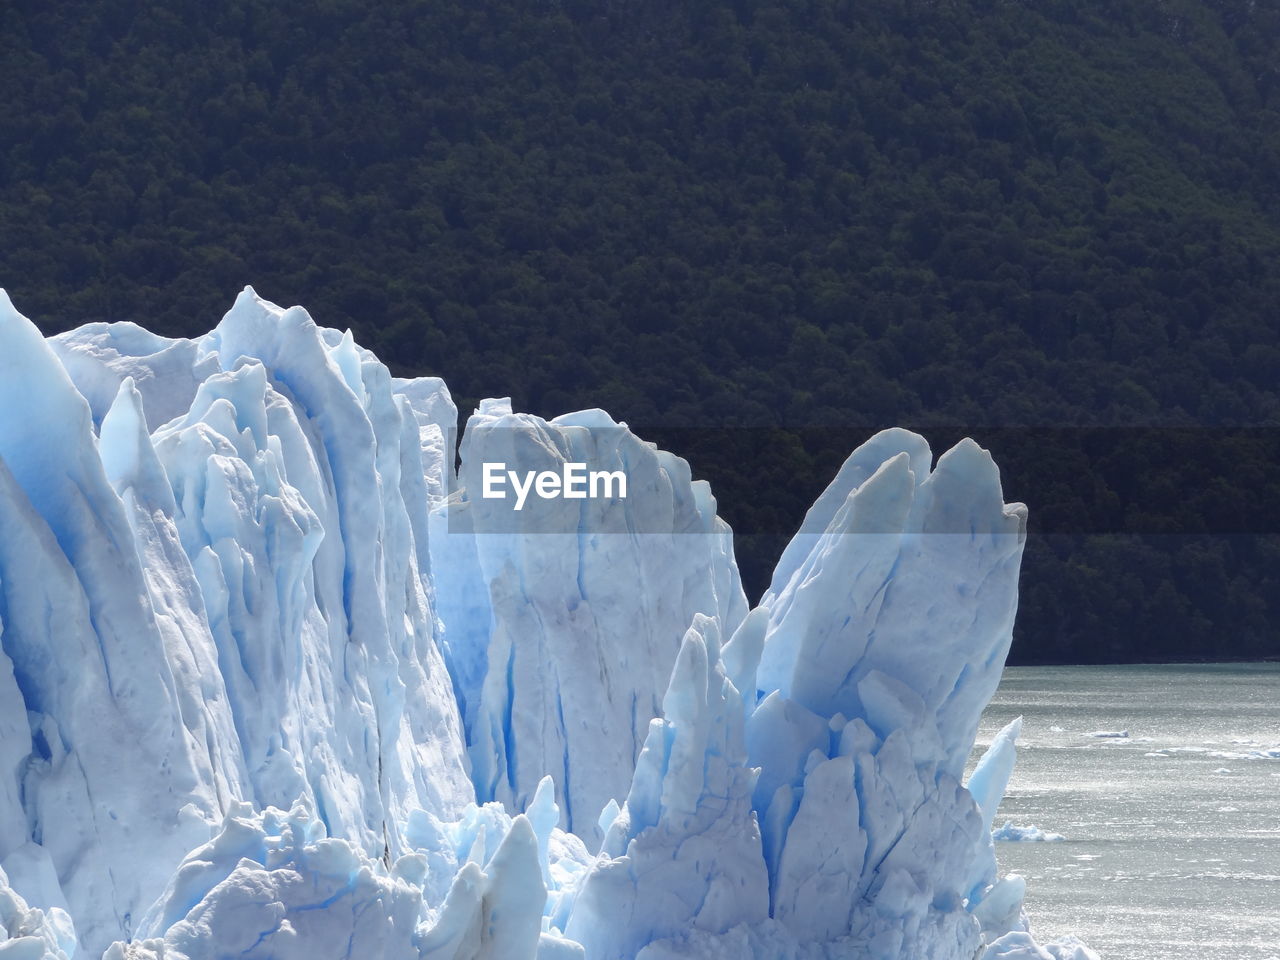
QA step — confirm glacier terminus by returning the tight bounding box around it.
[0,287,1095,960]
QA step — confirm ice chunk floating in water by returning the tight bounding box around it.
[992,822,1066,843]
[0,287,1093,959]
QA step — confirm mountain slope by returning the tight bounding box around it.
[2,0,1277,660]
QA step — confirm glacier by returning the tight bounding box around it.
[0,286,1095,960]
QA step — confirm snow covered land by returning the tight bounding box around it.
[0,288,1094,959]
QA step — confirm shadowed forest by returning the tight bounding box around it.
[3,0,1278,662]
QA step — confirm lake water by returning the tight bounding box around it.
[969,663,1280,960]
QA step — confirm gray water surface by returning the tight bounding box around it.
[970,663,1280,960]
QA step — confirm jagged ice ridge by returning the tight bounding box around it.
[0,288,1094,960]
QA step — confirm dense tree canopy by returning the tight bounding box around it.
[2,0,1277,661]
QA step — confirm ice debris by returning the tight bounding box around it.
[992,823,1066,843]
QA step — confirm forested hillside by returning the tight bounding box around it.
[2,0,1278,662]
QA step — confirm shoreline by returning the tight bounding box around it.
[1006,656,1280,668]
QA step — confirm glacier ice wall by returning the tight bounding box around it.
[0,288,1093,960]
[432,400,746,840]
[2,288,474,956]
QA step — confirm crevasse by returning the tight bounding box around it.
[0,287,1093,960]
